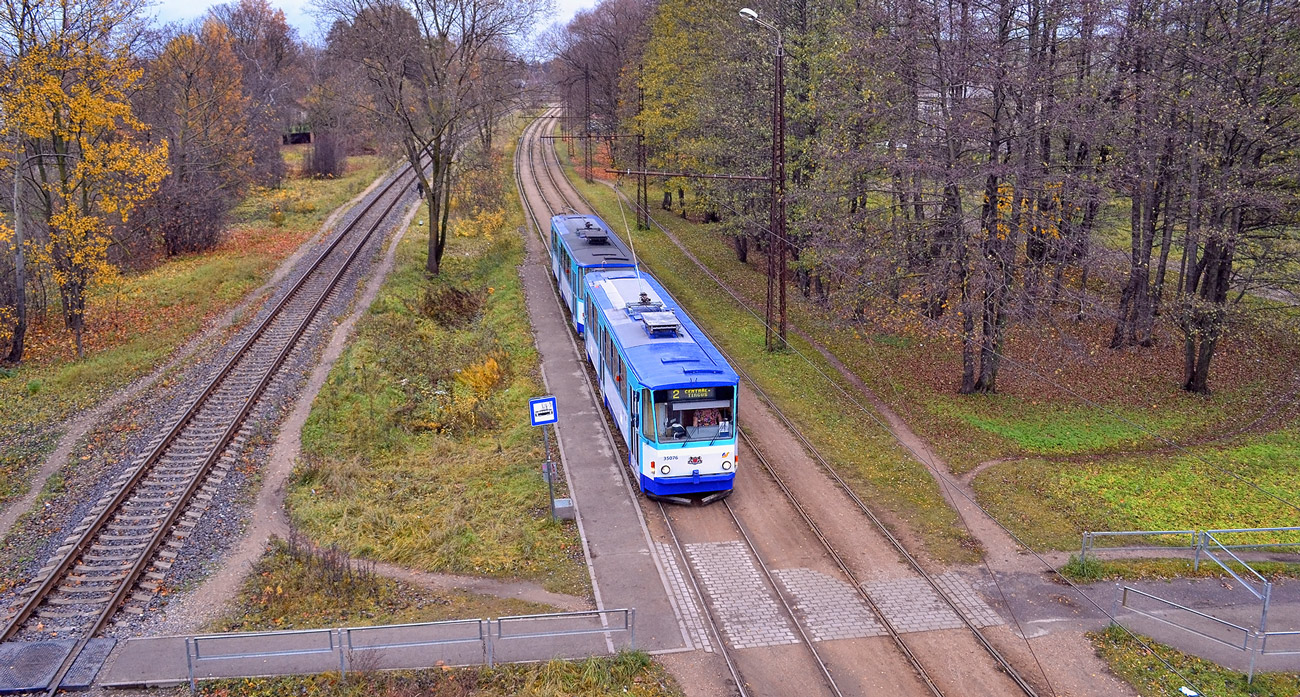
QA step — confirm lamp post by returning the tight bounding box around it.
[740,7,786,352]
[7,152,76,363]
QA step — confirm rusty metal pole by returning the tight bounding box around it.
[584,67,593,184]
[744,8,786,351]
[774,34,787,346]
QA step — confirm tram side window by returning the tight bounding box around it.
[640,390,655,440]
[653,387,735,442]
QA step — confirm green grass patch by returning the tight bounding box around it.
[290,140,590,595]
[210,536,554,633]
[928,397,1192,456]
[1091,624,1300,697]
[974,429,1300,549]
[556,160,975,563]
[0,153,386,514]
[1060,555,1300,583]
[196,651,682,697]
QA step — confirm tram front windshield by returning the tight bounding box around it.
[650,387,735,442]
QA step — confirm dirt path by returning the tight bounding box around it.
[0,176,388,544]
[153,196,585,637]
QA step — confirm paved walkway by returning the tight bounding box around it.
[515,211,689,654]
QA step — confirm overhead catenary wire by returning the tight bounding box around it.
[589,170,1208,696]
[710,193,1300,517]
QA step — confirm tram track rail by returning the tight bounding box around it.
[518,110,846,697]
[514,109,760,697]
[0,158,423,695]
[517,110,1044,696]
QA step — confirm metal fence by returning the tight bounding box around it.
[1087,526,1300,681]
[1079,526,1300,566]
[184,608,634,693]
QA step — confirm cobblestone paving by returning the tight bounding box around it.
[773,568,885,641]
[862,575,1004,633]
[935,573,1004,628]
[685,541,799,649]
[656,542,713,652]
[862,577,964,632]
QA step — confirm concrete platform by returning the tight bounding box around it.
[516,212,690,653]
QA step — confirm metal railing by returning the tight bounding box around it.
[1079,526,1300,566]
[1260,630,1300,656]
[184,608,634,693]
[1120,587,1254,651]
[1080,529,1197,564]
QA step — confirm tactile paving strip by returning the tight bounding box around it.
[0,639,114,693]
[774,568,886,641]
[685,541,799,649]
[656,542,713,652]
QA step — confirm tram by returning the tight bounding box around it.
[581,269,740,502]
[549,214,635,334]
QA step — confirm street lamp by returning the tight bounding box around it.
[740,6,787,351]
[7,152,77,363]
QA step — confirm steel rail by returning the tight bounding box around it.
[521,111,844,697]
[736,427,943,697]
[516,109,756,697]
[535,113,1040,697]
[719,496,846,697]
[6,163,420,696]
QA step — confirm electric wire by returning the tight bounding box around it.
[555,133,1048,695]
[594,174,1208,695]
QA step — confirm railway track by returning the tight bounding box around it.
[0,160,422,694]
[515,110,1044,697]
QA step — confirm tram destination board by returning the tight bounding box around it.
[656,386,732,402]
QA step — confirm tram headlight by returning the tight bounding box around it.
[721,460,733,471]
[660,465,671,475]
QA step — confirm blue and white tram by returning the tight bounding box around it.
[549,214,635,334]
[582,269,741,502]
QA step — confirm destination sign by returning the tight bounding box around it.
[655,386,733,403]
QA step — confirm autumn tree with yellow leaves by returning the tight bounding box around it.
[132,19,253,256]
[1,0,168,361]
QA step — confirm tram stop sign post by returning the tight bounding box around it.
[529,396,572,521]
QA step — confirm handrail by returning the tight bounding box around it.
[183,609,635,694]
[1121,587,1253,651]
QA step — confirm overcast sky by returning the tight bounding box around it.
[151,0,600,43]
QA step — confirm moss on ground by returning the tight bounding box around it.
[290,137,590,596]
[0,154,386,513]
[1091,625,1299,697]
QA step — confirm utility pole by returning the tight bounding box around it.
[741,7,787,351]
[583,67,593,184]
[636,79,649,229]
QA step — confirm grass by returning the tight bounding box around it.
[288,138,590,596]
[1060,555,1300,583]
[209,536,555,633]
[195,651,682,697]
[557,156,976,563]
[1091,624,1300,697]
[0,153,386,513]
[973,428,1300,550]
[556,147,1300,560]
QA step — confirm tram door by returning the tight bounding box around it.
[632,389,648,476]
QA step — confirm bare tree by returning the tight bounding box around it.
[209,0,302,186]
[323,0,548,275]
